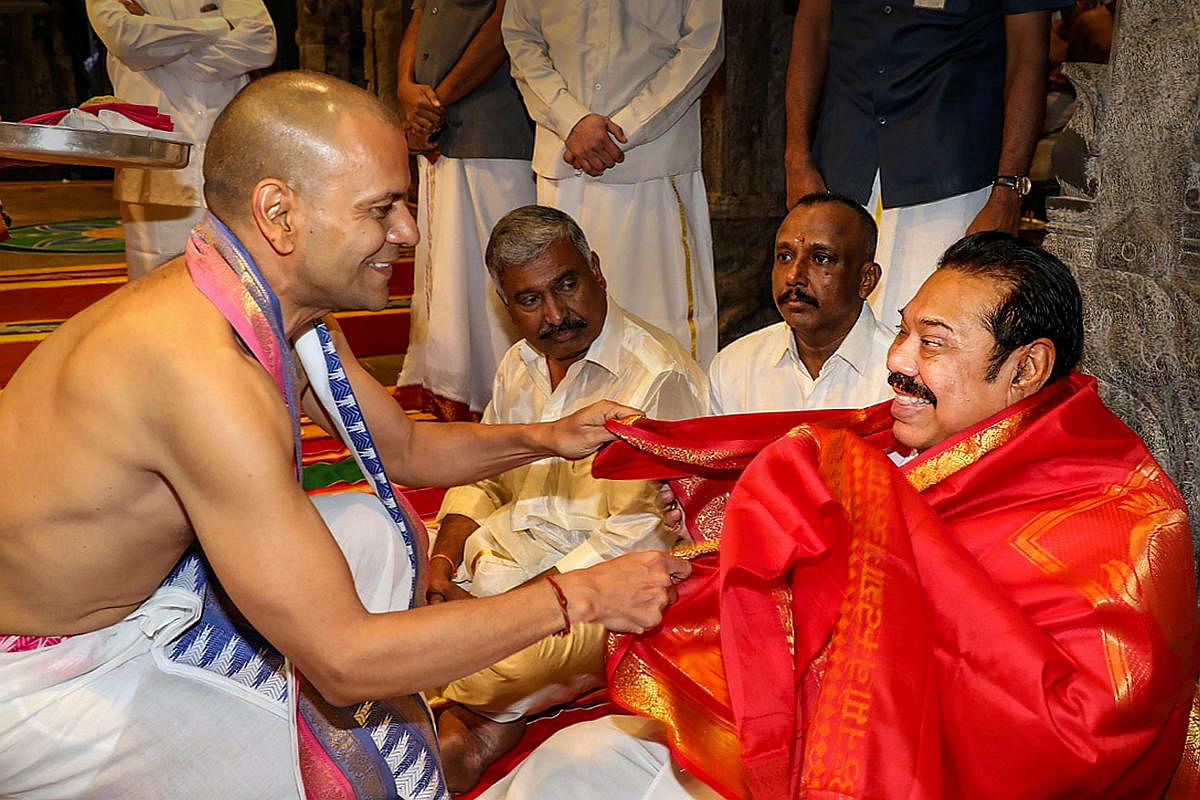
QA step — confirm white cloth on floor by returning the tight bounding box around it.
[438,302,707,597]
[0,491,411,800]
[708,302,895,415]
[536,172,718,367]
[476,715,721,800]
[866,170,991,329]
[396,154,534,415]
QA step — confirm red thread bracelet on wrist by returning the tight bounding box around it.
[545,576,571,637]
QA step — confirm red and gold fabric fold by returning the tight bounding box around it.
[597,375,1200,799]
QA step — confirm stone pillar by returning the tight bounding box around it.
[705,0,793,347]
[700,0,796,347]
[296,0,364,83]
[363,0,407,114]
[1041,1,1200,551]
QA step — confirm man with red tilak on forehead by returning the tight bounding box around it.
[480,232,1200,800]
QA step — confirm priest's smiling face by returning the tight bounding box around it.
[293,113,417,314]
[886,269,1045,453]
[498,239,609,375]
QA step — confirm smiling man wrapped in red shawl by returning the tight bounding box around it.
[478,233,1200,800]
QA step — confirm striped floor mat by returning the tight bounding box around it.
[0,217,125,253]
[0,255,414,387]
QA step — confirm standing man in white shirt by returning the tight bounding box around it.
[708,192,894,414]
[87,0,275,278]
[501,0,724,367]
[427,205,708,794]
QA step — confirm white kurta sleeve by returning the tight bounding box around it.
[166,0,276,83]
[86,0,229,71]
[553,369,702,573]
[607,0,724,150]
[553,478,666,573]
[501,0,591,141]
[707,350,730,415]
[639,370,708,422]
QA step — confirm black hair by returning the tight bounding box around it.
[937,232,1083,384]
[791,191,879,261]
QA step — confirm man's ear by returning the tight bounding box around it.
[859,261,881,299]
[590,251,606,290]
[1008,337,1057,401]
[251,179,297,255]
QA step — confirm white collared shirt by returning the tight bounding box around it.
[501,0,723,184]
[86,0,276,206]
[708,303,895,414]
[439,303,708,575]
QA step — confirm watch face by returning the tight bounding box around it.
[1017,176,1032,197]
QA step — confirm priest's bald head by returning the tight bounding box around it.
[201,71,417,313]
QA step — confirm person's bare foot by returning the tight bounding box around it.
[437,704,527,795]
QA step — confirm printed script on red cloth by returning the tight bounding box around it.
[594,374,1200,799]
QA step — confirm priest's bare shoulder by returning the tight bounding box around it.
[0,260,280,637]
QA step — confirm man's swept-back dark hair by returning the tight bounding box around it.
[937,231,1083,385]
[792,191,878,261]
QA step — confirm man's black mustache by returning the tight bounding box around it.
[888,372,938,406]
[777,287,820,308]
[537,315,588,340]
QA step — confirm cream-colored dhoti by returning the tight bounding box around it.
[397,155,534,417]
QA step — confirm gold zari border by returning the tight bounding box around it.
[904,407,1037,492]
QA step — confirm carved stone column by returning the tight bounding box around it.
[296,0,364,83]
[705,0,793,347]
[1041,1,1200,551]
[362,0,406,114]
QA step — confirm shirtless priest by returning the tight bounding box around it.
[0,71,688,799]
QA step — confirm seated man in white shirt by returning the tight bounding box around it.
[708,192,895,413]
[428,205,709,792]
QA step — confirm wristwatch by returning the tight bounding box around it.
[994,174,1032,197]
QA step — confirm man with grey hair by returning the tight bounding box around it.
[427,205,709,793]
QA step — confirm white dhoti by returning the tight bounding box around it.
[0,492,414,800]
[866,172,991,330]
[476,715,721,800]
[120,202,207,279]
[397,156,535,418]
[537,171,718,368]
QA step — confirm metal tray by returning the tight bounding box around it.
[0,121,190,169]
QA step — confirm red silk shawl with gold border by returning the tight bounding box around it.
[593,374,1200,799]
